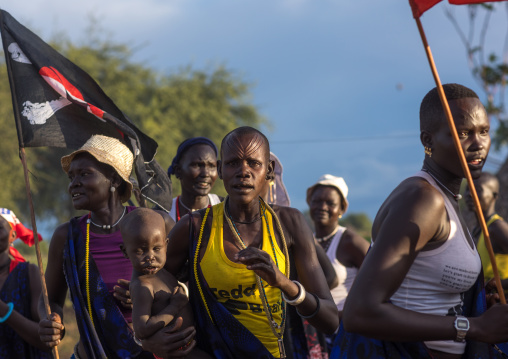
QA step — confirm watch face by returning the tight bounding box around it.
[456,320,468,330]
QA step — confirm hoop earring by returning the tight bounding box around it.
[424,146,432,157]
[110,186,116,193]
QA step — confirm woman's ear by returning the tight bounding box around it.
[217,160,223,180]
[420,131,432,148]
[266,159,275,181]
[174,165,181,179]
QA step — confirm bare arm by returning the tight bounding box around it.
[0,263,49,351]
[164,215,191,276]
[489,219,508,254]
[38,223,68,348]
[132,282,188,340]
[314,240,338,289]
[336,228,370,269]
[342,180,508,344]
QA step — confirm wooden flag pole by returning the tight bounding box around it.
[415,17,506,304]
[19,148,59,359]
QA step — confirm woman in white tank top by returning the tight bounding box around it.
[307,175,369,315]
[340,84,508,359]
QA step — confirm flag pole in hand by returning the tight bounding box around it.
[410,0,506,303]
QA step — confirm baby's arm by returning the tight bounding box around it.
[132,281,188,340]
[143,285,188,332]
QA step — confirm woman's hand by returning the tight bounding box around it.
[113,279,132,309]
[141,317,196,358]
[38,312,64,348]
[485,278,501,308]
[235,247,285,288]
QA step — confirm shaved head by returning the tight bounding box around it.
[220,126,270,161]
[420,83,480,133]
[120,208,165,247]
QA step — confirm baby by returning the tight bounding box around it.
[120,208,208,358]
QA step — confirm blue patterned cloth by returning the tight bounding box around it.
[63,216,154,359]
[330,271,508,359]
[0,262,52,358]
[188,209,275,359]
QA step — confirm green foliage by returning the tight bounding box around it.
[0,32,265,223]
[341,212,372,241]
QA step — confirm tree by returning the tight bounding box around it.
[0,32,266,224]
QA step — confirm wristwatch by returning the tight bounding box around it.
[453,316,469,342]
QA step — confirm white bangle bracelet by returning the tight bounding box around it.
[282,280,306,306]
[178,281,189,298]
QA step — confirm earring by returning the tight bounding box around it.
[110,186,116,193]
[424,146,432,157]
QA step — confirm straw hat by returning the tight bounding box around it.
[61,135,134,202]
[306,174,349,213]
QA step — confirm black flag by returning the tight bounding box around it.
[0,10,171,211]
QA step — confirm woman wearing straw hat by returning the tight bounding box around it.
[0,208,51,358]
[306,174,369,319]
[336,84,508,358]
[38,135,174,358]
[166,137,222,222]
[143,127,339,359]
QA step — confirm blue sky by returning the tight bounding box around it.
[3,0,508,220]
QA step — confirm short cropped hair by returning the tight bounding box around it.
[420,83,480,133]
[220,126,270,160]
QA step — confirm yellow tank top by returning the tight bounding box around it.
[478,214,508,282]
[200,202,286,357]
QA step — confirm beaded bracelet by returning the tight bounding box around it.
[296,293,320,319]
[0,302,14,323]
[282,280,306,306]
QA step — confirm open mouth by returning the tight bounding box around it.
[195,182,211,189]
[467,158,483,166]
[71,193,83,199]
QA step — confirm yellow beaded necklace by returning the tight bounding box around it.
[85,215,94,327]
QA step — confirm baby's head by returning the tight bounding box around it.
[120,208,168,275]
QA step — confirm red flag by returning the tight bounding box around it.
[410,0,505,18]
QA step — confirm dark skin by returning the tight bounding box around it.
[466,174,508,289]
[308,185,369,317]
[342,97,508,359]
[142,130,339,358]
[174,144,219,215]
[121,210,210,359]
[261,166,338,289]
[37,153,175,356]
[0,217,49,351]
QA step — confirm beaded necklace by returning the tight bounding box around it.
[316,225,340,252]
[176,195,211,222]
[85,214,95,327]
[89,207,126,230]
[223,196,290,359]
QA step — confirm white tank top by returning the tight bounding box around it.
[325,226,358,311]
[389,171,481,355]
[169,194,221,222]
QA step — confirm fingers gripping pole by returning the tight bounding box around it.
[414,18,506,304]
[20,148,60,359]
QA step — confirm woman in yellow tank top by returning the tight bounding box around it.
[156,127,339,359]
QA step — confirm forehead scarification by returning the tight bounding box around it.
[224,131,266,159]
